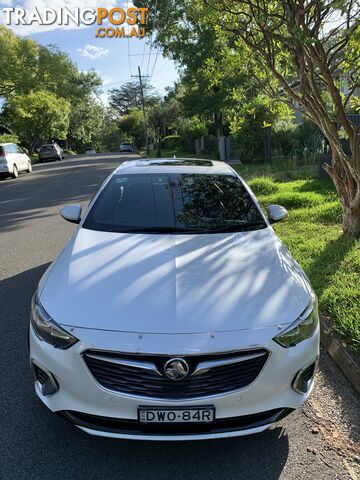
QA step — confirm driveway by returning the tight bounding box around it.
[0,153,359,479]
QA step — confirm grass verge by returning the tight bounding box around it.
[233,165,360,351]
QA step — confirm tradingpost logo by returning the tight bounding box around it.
[2,6,149,38]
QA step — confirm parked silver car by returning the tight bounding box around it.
[0,143,32,179]
[38,144,64,162]
[119,142,133,152]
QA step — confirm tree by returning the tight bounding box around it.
[135,0,292,142]
[148,100,179,156]
[4,91,71,151]
[0,26,101,101]
[0,26,39,97]
[0,26,103,153]
[118,108,146,147]
[109,81,160,116]
[201,0,360,235]
[67,101,105,152]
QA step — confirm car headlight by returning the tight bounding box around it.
[273,294,319,348]
[31,292,78,349]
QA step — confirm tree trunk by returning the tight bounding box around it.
[326,149,360,236]
[342,206,360,235]
[214,111,223,139]
[156,129,161,157]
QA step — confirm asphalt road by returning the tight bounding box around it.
[0,153,359,480]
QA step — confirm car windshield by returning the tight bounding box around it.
[83,173,267,234]
[40,145,56,151]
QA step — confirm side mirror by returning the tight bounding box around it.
[60,204,82,224]
[267,204,288,223]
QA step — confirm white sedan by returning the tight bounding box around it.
[29,158,319,440]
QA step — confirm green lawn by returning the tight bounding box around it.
[233,166,360,351]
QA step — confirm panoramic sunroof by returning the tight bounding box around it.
[137,159,214,167]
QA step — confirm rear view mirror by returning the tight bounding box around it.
[60,205,82,224]
[267,204,288,223]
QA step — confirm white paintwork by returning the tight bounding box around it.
[0,142,31,176]
[30,158,320,440]
[40,228,310,334]
[267,204,288,222]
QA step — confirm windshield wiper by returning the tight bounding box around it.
[204,222,267,233]
[106,223,266,234]
[107,226,200,234]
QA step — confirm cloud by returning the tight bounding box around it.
[77,44,109,60]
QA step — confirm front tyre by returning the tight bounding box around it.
[27,161,32,173]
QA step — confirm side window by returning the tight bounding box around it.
[5,144,15,154]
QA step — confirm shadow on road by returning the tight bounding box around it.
[0,154,133,233]
[0,263,290,480]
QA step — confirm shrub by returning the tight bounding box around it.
[63,149,76,155]
[202,135,218,155]
[249,177,279,195]
[264,191,324,209]
[178,117,208,153]
[163,135,181,150]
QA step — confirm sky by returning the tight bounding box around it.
[0,0,180,103]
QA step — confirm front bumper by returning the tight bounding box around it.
[29,323,319,440]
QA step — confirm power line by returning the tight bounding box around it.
[150,46,161,82]
[127,0,133,76]
[152,58,169,78]
[146,0,159,77]
[131,66,150,154]
[140,38,147,69]
[146,36,153,77]
[129,52,159,57]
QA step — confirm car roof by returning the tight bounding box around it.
[0,143,14,146]
[114,158,235,175]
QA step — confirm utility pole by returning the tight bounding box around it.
[132,66,150,154]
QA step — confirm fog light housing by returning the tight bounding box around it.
[32,361,58,396]
[292,357,318,394]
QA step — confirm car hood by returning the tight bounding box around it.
[40,227,311,334]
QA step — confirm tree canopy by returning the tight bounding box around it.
[109,81,160,116]
[135,0,360,235]
[0,26,103,152]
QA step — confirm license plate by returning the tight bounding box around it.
[138,406,215,424]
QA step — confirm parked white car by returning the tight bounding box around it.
[0,143,32,178]
[29,158,319,441]
[120,142,134,152]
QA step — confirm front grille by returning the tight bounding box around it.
[61,408,293,436]
[83,349,269,399]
